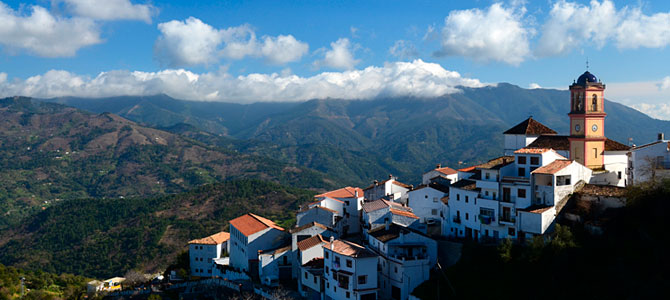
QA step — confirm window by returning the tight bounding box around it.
[485,191,489,196]
[346,292,350,298]
[618,171,622,179]
[594,148,598,158]
[592,94,598,111]
[530,156,539,165]
[432,209,438,215]
[518,168,525,176]
[465,213,469,220]
[425,195,428,199]
[326,266,329,274]
[518,156,527,164]
[508,228,515,236]
[325,251,329,259]
[465,196,468,203]
[457,194,460,201]
[518,189,526,198]
[433,197,438,203]
[557,175,571,186]
[485,172,490,179]
[358,275,367,284]
[334,286,336,292]
[346,259,352,268]
[305,272,308,279]
[394,266,398,273]
[208,269,212,274]
[335,257,340,264]
[327,282,330,288]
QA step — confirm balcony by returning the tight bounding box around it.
[479,215,495,225]
[499,215,516,225]
[452,216,461,224]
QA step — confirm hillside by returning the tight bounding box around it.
[0,179,314,278]
[0,97,336,229]
[45,85,670,185]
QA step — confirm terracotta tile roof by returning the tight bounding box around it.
[577,184,626,197]
[362,199,411,213]
[441,196,449,204]
[290,222,330,233]
[189,231,230,245]
[434,166,457,175]
[299,205,338,214]
[450,179,477,191]
[363,178,411,190]
[411,182,450,194]
[520,205,553,214]
[260,244,292,255]
[392,180,412,189]
[458,166,476,172]
[604,138,631,151]
[229,213,284,237]
[302,257,324,268]
[390,208,419,219]
[526,135,570,150]
[476,156,515,170]
[503,117,557,135]
[297,234,329,251]
[532,160,573,175]
[368,223,425,243]
[315,187,363,199]
[325,239,376,258]
[515,148,552,154]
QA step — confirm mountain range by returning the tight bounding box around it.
[45,83,670,185]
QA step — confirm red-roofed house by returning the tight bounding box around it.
[188,231,230,278]
[364,175,412,204]
[323,239,378,300]
[229,213,287,273]
[361,199,424,238]
[422,164,458,185]
[314,186,365,235]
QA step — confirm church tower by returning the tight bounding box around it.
[568,71,606,170]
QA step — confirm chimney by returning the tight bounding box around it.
[355,190,359,197]
[658,133,665,141]
[389,174,393,179]
[330,236,334,250]
[385,219,390,231]
[409,184,414,191]
[436,163,441,169]
[374,180,378,185]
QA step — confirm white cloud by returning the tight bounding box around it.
[0,2,101,57]
[631,103,670,120]
[59,0,154,23]
[659,76,670,90]
[389,40,418,59]
[537,0,670,56]
[435,3,531,65]
[0,60,485,102]
[529,83,542,89]
[314,38,360,70]
[606,77,670,120]
[155,17,225,67]
[154,18,308,67]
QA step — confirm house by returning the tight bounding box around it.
[229,213,287,274]
[627,133,670,184]
[188,231,230,278]
[406,182,449,223]
[421,164,458,185]
[503,117,558,156]
[259,245,292,287]
[367,223,437,300]
[323,239,378,300]
[291,222,337,279]
[297,235,331,298]
[301,258,326,300]
[361,199,423,238]
[364,175,412,204]
[315,187,365,235]
[297,205,341,233]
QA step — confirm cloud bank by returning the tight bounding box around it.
[313,38,360,70]
[0,60,484,102]
[59,0,154,23]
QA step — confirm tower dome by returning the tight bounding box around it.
[576,71,597,85]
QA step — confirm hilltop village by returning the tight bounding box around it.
[92,70,670,299]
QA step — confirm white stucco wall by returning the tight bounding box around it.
[407,187,446,222]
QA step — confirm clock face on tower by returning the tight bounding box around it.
[575,124,580,132]
[592,124,598,132]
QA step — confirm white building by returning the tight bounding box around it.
[367,224,437,300]
[363,175,411,204]
[421,164,458,185]
[628,134,670,184]
[297,206,341,232]
[188,231,230,278]
[361,199,423,238]
[323,239,378,300]
[301,257,326,300]
[297,234,331,298]
[229,213,287,274]
[258,245,292,287]
[315,187,365,235]
[291,222,337,279]
[503,117,558,156]
[407,183,449,223]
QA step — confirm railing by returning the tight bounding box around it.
[499,215,516,223]
[479,215,494,225]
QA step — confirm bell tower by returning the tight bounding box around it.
[568,70,606,170]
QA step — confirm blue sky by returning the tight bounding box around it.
[1,0,670,119]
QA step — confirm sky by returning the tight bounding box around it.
[1,0,670,119]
